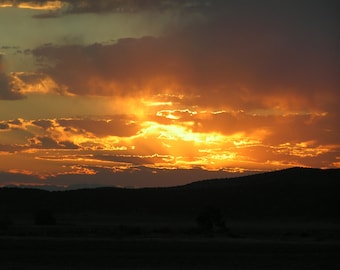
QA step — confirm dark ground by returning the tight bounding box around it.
[1,219,339,270]
[0,168,339,269]
[0,235,339,270]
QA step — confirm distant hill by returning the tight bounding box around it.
[0,167,339,222]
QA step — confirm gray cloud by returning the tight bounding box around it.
[8,118,23,126]
[0,74,24,100]
[28,0,212,18]
[29,136,79,149]
[32,119,54,129]
[92,154,166,166]
[0,171,41,186]
[0,56,25,100]
[0,75,22,100]
[31,1,339,112]
[0,0,214,19]
[0,165,241,188]
[0,122,9,129]
[57,117,139,138]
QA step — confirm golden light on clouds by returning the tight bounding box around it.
[0,1,63,10]
[4,94,334,178]
[0,91,338,177]
[0,0,339,187]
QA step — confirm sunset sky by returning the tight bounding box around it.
[0,0,339,188]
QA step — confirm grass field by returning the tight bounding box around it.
[1,169,339,269]
[1,233,339,270]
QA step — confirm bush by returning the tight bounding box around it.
[196,206,226,234]
[34,209,57,225]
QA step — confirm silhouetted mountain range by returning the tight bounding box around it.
[1,167,339,222]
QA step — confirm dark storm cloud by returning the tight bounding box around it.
[0,74,26,100]
[0,0,213,18]
[57,117,139,138]
[8,118,23,126]
[31,0,339,111]
[27,0,212,18]
[29,136,79,149]
[0,122,9,129]
[32,38,181,96]
[32,119,54,129]
[62,0,208,13]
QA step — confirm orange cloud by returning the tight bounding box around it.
[1,101,339,176]
[1,1,339,187]
[0,1,63,10]
[0,56,25,100]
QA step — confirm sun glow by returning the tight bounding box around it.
[0,0,338,190]
[138,121,223,145]
[2,88,336,182]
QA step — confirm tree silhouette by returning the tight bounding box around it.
[196,206,226,234]
[34,209,56,225]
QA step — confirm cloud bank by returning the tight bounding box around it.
[0,0,212,18]
[0,56,25,100]
[0,0,339,187]
[30,1,339,114]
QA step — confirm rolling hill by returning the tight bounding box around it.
[0,167,339,223]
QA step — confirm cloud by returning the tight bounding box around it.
[0,56,25,100]
[57,117,140,138]
[0,66,66,100]
[10,72,65,95]
[1,112,338,182]
[0,122,9,130]
[0,118,79,151]
[29,136,79,149]
[0,55,57,100]
[0,165,242,188]
[31,1,339,113]
[0,0,212,18]
[0,74,25,100]
[0,144,26,152]
[0,0,63,10]
[0,171,42,186]
[31,38,183,97]
[1,1,339,184]
[58,0,207,14]
[32,119,54,129]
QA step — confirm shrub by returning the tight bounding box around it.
[34,209,57,226]
[196,206,226,233]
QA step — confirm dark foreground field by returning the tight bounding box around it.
[1,235,339,270]
[1,168,339,269]
[1,219,340,270]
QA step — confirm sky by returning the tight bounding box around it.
[0,0,339,188]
